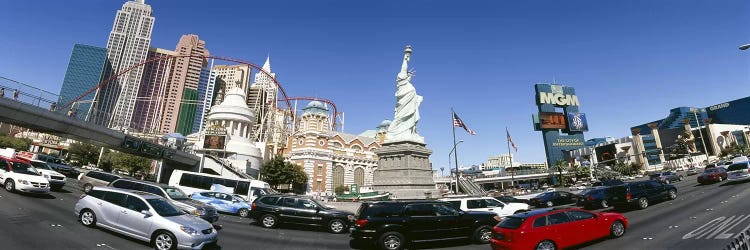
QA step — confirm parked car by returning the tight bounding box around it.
[606,180,677,210]
[441,197,529,217]
[28,159,66,191]
[78,170,123,193]
[576,186,611,209]
[0,156,50,194]
[108,178,219,223]
[649,171,684,184]
[592,179,624,187]
[350,200,500,250]
[35,154,78,177]
[75,187,218,250]
[250,194,354,233]
[528,191,577,208]
[190,192,252,218]
[489,208,628,250]
[726,161,750,183]
[697,167,728,184]
[493,195,529,204]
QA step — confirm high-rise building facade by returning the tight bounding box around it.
[132,47,177,133]
[58,44,108,120]
[91,0,155,130]
[211,64,250,104]
[193,68,217,134]
[164,34,209,135]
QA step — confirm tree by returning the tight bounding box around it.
[107,150,152,177]
[334,185,349,195]
[68,142,100,166]
[553,159,568,187]
[261,155,308,194]
[0,134,31,152]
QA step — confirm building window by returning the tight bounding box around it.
[319,139,325,146]
[354,167,364,187]
[318,166,323,176]
[351,145,362,151]
[333,166,344,190]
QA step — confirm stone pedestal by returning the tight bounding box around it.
[372,140,440,199]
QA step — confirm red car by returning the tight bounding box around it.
[490,208,628,250]
[697,167,728,184]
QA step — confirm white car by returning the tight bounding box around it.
[441,197,529,218]
[28,160,66,191]
[726,161,750,183]
[0,157,50,194]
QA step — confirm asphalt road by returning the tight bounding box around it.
[0,174,744,250]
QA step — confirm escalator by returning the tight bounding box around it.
[203,154,254,180]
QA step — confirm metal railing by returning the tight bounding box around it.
[480,168,552,179]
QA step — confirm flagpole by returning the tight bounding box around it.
[507,127,514,191]
[452,108,460,195]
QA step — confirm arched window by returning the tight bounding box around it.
[351,145,362,151]
[333,166,345,189]
[354,167,365,187]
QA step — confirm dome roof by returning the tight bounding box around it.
[378,119,392,127]
[303,100,329,116]
[207,87,255,123]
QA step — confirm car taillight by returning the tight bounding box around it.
[355,219,368,228]
[587,196,594,201]
[251,202,257,210]
[492,226,506,240]
[626,193,632,201]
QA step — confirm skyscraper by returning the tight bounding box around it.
[247,56,278,141]
[91,0,154,130]
[58,44,109,120]
[211,64,250,104]
[162,34,209,135]
[193,67,217,134]
[132,47,177,133]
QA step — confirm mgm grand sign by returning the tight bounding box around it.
[533,83,588,168]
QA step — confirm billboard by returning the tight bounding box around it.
[539,112,567,129]
[567,112,589,132]
[203,135,226,150]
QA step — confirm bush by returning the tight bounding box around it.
[334,185,349,195]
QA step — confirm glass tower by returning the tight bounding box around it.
[58,44,108,120]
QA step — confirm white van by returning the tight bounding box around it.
[168,170,276,203]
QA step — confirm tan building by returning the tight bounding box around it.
[212,64,251,103]
[158,34,209,134]
[283,101,389,195]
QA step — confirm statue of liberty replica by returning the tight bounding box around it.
[373,45,439,199]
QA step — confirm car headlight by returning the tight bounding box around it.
[494,215,502,222]
[180,226,200,236]
[194,209,206,216]
[43,174,50,179]
[17,179,29,185]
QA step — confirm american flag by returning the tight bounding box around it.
[506,128,518,152]
[453,112,476,135]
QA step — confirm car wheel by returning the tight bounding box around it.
[79,209,97,227]
[328,219,346,234]
[668,189,677,200]
[546,201,554,207]
[238,208,249,218]
[260,214,278,228]
[601,200,609,208]
[153,231,177,250]
[83,183,93,193]
[378,231,405,250]
[610,220,626,238]
[637,197,649,209]
[4,179,15,192]
[535,240,557,250]
[473,225,492,244]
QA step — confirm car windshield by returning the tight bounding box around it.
[30,161,54,171]
[164,187,189,200]
[703,168,719,174]
[11,162,40,175]
[146,198,184,217]
[727,163,749,171]
[537,192,554,199]
[498,217,525,229]
[232,195,247,202]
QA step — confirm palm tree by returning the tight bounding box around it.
[554,159,568,186]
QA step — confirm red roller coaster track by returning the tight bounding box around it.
[62,54,293,115]
[280,97,339,129]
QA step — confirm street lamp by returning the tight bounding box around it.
[739,44,750,50]
[448,140,464,194]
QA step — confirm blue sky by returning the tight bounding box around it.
[1,0,749,171]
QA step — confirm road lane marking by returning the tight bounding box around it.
[683,215,750,240]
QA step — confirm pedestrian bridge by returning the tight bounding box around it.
[0,96,200,168]
[473,170,569,184]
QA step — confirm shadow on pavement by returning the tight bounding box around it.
[52,188,73,194]
[16,192,56,199]
[410,239,480,249]
[720,180,750,186]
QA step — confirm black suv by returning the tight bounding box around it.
[649,171,684,184]
[250,194,354,233]
[606,180,677,210]
[350,200,499,250]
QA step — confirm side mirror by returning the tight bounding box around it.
[458,210,466,216]
[141,210,153,217]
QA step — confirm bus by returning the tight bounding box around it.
[168,170,276,203]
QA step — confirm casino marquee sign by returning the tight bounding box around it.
[532,83,588,169]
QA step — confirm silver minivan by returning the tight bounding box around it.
[75,187,218,250]
[726,161,750,183]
